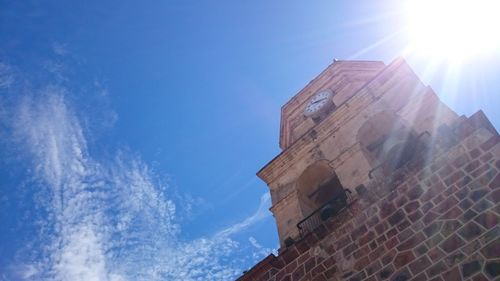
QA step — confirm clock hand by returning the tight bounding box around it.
[311,97,327,104]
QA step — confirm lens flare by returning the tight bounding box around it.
[405,0,500,61]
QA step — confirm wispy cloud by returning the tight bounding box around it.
[2,63,271,281]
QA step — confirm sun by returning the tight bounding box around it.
[405,0,500,62]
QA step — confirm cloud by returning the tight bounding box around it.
[52,42,69,56]
[3,73,271,280]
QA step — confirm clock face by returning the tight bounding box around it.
[304,90,333,117]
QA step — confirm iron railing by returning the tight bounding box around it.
[296,188,353,237]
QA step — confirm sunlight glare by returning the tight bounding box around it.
[406,0,500,61]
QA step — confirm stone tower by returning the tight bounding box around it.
[238,58,500,281]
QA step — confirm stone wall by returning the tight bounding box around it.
[238,116,500,281]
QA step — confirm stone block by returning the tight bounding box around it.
[458,221,484,241]
[484,261,500,279]
[408,256,431,275]
[480,215,500,233]
[439,234,465,253]
[480,238,500,259]
[426,260,447,277]
[393,251,415,269]
[461,260,481,279]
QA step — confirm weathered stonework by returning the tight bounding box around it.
[239,58,499,281]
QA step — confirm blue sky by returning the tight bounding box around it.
[0,1,499,280]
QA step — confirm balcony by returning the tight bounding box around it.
[296,188,354,238]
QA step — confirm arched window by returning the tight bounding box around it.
[296,160,345,216]
[357,111,417,176]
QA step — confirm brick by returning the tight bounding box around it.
[481,152,494,163]
[453,153,470,168]
[292,264,305,280]
[426,260,447,277]
[368,245,385,262]
[469,148,482,159]
[310,263,325,277]
[441,266,461,281]
[427,247,445,262]
[353,245,369,260]
[397,228,414,243]
[311,274,327,281]
[482,227,500,245]
[385,236,398,250]
[443,251,465,267]
[438,164,454,178]
[434,196,459,214]
[484,261,500,278]
[374,221,388,235]
[381,249,396,265]
[421,183,444,202]
[470,163,491,178]
[379,202,396,219]
[396,219,410,232]
[475,211,498,230]
[403,201,420,214]
[414,244,428,256]
[388,210,405,226]
[323,267,337,278]
[408,210,423,222]
[490,173,500,189]
[469,188,489,202]
[353,256,370,271]
[390,268,411,281]
[444,170,466,186]
[393,251,415,268]
[455,187,469,200]
[459,209,479,225]
[321,256,336,269]
[365,260,382,276]
[304,257,316,272]
[458,198,473,211]
[335,235,352,250]
[408,256,431,275]
[343,243,358,256]
[366,216,379,228]
[281,248,299,264]
[480,135,500,151]
[359,231,375,246]
[439,234,465,253]
[407,185,424,200]
[378,265,394,279]
[456,175,473,188]
[488,189,500,202]
[472,273,490,281]
[348,271,366,281]
[422,211,439,225]
[397,232,426,251]
[472,199,493,213]
[426,233,444,249]
[458,221,483,241]
[439,206,463,220]
[423,222,442,238]
[461,260,481,278]
[465,159,481,173]
[480,238,500,259]
[351,225,367,241]
[395,196,408,208]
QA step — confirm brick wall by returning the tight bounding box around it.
[238,115,500,281]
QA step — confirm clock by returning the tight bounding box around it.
[304,89,334,118]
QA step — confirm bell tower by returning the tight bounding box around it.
[239,57,499,281]
[257,58,459,247]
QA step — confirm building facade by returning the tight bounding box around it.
[238,58,500,281]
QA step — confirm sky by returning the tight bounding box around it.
[0,1,499,280]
